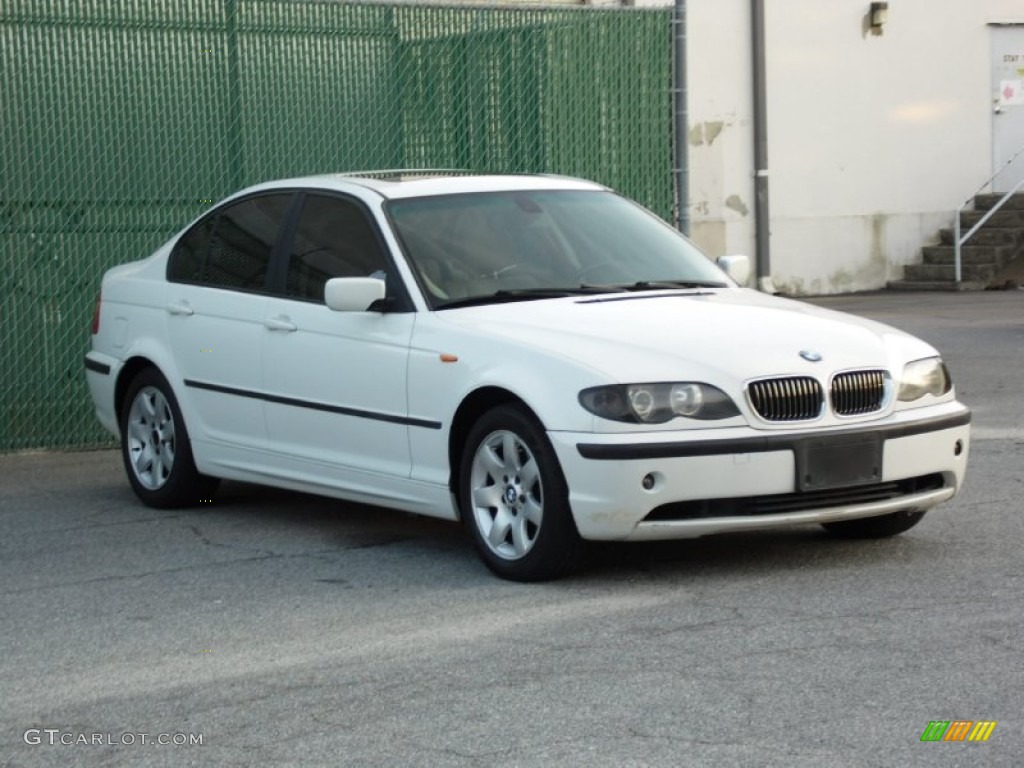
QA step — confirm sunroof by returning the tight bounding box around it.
[343,169,480,182]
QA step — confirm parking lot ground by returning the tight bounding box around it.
[1,290,1022,767]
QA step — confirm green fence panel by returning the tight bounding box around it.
[0,0,673,452]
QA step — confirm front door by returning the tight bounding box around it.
[992,25,1024,193]
[261,192,415,480]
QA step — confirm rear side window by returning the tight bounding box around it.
[168,216,214,283]
[284,194,389,302]
[168,193,292,291]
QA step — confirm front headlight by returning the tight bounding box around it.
[579,382,740,423]
[897,357,952,402]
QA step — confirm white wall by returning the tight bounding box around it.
[679,0,1024,294]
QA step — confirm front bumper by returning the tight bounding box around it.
[549,402,970,541]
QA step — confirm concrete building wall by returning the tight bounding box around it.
[673,0,1024,294]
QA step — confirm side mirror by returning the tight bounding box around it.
[716,254,751,286]
[324,277,386,312]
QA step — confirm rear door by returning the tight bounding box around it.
[165,192,293,448]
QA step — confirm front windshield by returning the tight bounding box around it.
[386,189,728,308]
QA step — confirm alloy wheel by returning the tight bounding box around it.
[126,385,176,490]
[469,429,544,560]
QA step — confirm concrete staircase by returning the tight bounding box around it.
[888,193,1024,291]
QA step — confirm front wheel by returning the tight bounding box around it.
[821,510,926,539]
[120,368,219,508]
[459,404,585,581]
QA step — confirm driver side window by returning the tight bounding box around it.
[284,194,388,302]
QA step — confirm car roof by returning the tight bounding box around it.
[237,171,607,200]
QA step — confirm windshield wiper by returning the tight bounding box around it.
[617,280,728,291]
[435,286,625,310]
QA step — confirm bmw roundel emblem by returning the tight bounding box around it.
[799,350,823,362]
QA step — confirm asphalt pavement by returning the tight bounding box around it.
[1,290,1022,767]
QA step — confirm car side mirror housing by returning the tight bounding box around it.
[324,277,387,312]
[716,254,751,286]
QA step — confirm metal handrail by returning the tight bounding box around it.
[954,145,1024,284]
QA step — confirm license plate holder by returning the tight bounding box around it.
[795,433,883,491]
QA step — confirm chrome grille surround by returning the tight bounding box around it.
[830,369,889,416]
[746,376,824,422]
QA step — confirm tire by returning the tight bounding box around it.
[119,367,219,508]
[821,510,926,539]
[459,404,585,582]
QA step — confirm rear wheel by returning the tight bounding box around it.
[120,368,218,508]
[459,404,585,581]
[821,510,926,539]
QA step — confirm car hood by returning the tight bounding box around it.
[436,289,937,384]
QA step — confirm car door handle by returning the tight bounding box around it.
[264,315,297,332]
[166,301,194,316]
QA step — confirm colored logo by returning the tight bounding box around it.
[920,720,996,742]
[799,349,822,362]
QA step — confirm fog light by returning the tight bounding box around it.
[642,473,656,490]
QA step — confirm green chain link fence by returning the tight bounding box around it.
[1,0,674,452]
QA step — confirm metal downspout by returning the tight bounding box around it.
[751,0,774,292]
[673,0,689,235]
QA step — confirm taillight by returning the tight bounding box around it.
[91,293,101,334]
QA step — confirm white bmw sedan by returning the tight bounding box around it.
[85,172,970,581]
